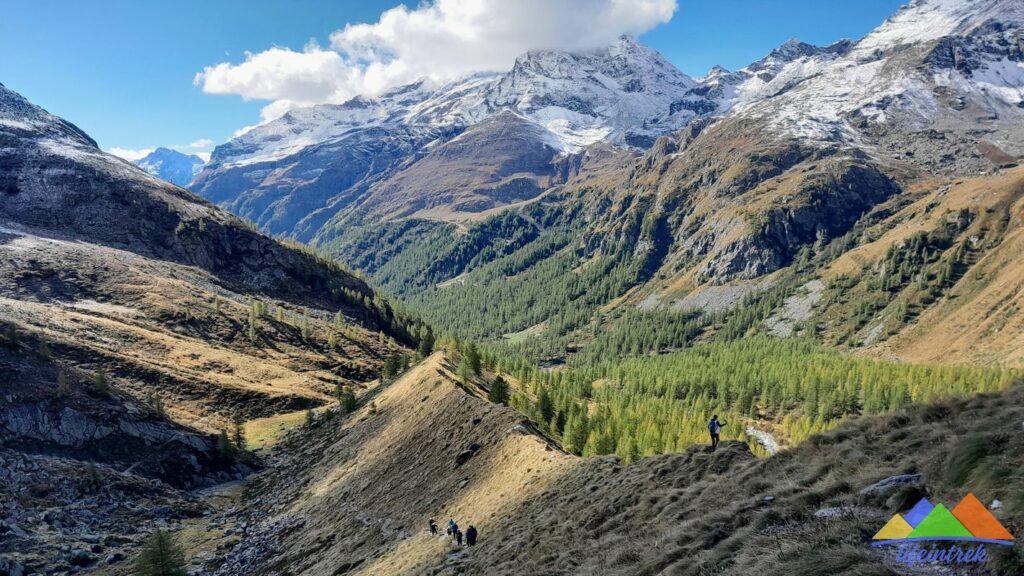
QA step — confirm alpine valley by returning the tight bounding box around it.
[194,0,1024,366]
[3,1,1024,575]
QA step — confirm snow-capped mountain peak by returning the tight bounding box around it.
[854,0,1024,58]
[133,147,205,187]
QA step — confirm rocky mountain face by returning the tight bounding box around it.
[133,147,205,187]
[0,82,423,572]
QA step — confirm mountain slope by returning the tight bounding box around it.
[211,353,1024,575]
[133,147,205,187]
[0,82,424,572]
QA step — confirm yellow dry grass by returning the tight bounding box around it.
[244,408,317,451]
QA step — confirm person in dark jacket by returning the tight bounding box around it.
[708,415,727,451]
[454,528,463,546]
[466,525,478,546]
[429,518,438,536]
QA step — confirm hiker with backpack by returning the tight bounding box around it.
[466,525,478,546]
[429,518,438,536]
[708,415,727,452]
[454,527,463,546]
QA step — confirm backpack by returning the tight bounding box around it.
[709,419,720,434]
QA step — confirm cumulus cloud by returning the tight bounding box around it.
[108,138,214,162]
[194,0,676,126]
[107,147,154,161]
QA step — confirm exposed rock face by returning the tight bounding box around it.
[0,343,245,489]
[0,448,209,576]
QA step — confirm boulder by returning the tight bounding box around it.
[858,473,921,496]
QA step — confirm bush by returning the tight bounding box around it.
[85,462,103,493]
[1,324,18,348]
[944,434,993,486]
[340,389,357,413]
[90,371,113,398]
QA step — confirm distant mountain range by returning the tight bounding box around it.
[133,146,205,186]
[185,0,1024,365]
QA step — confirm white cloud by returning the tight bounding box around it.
[187,138,214,149]
[231,124,260,138]
[195,0,677,127]
[107,147,154,161]
[195,151,212,162]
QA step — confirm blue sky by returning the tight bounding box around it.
[0,0,906,159]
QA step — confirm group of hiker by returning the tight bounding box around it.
[429,518,477,547]
[421,416,723,551]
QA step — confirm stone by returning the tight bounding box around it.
[0,558,25,576]
[858,474,921,496]
[67,549,95,567]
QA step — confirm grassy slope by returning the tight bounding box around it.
[214,353,1024,575]
[0,229,399,432]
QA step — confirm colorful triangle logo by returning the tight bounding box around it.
[872,514,913,540]
[907,504,973,539]
[952,493,1014,541]
[873,493,1014,545]
[903,498,934,528]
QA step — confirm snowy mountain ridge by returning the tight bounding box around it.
[211,36,710,169]
[193,0,1024,239]
[134,147,206,187]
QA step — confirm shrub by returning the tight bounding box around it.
[90,371,113,398]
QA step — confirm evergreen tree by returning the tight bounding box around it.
[133,529,187,576]
[537,386,555,424]
[340,389,358,413]
[90,371,112,398]
[217,430,234,460]
[457,357,474,384]
[382,356,400,381]
[488,376,510,405]
[232,417,246,453]
[464,341,482,375]
[418,326,435,357]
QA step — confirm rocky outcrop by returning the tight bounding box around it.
[0,344,247,489]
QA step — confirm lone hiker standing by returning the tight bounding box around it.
[466,525,478,546]
[708,415,726,452]
[429,518,438,536]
